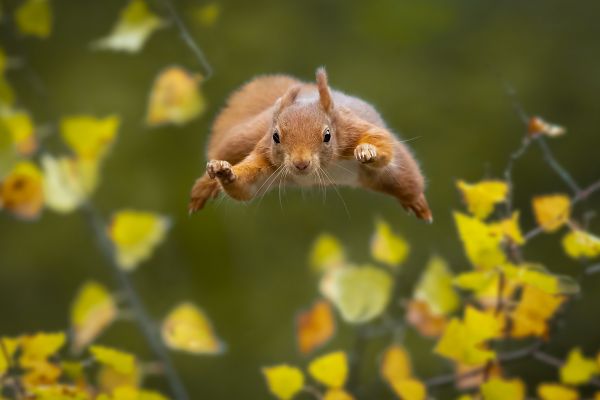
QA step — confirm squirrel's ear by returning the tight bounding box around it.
[316,67,333,113]
[273,85,301,119]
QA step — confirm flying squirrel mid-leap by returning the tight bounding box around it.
[188,67,432,222]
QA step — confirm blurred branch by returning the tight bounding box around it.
[82,204,189,400]
[535,137,581,194]
[156,0,213,79]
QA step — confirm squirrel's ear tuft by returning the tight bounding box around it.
[316,67,333,113]
[273,85,301,119]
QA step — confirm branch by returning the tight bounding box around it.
[82,204,189,400]
[535,137,581,194]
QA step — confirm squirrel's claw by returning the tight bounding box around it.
[354,143,378,164]
[207,160,236,184]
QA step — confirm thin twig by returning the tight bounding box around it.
[82,204,189,400]
[504,138,533,214]
[535,137,581,194]
[157,0,213,79]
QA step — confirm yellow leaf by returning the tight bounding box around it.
[92,0,165,52]
[434,306,500,366]
[309,233,345,273]
[414,256,460,315]
[60,115,120,161]
[454,212,506,269]
[456,180,508,220]
[538,383,579,400]
[41,155,98,214]
[370,219,409,268]
[503,263,579,295]
[390,379,426,400]
[560,348,599,385]
[308,351,348,389]
[191,3,220,28]
[511,285,565,339]
[20,332,66,367]
[381,345,412,383]
[30,384,90,399]
[489,211,525,245]
[262,365,304,400]
[70,281,117,352]
[323,389,354,400]
[108,210,170,270]
[0,161,43,220]
[528,116,566,138]
[453,270,496,292]
[90,346,135,375]
[562,230,600,259]
[481,377,525,400]
[146,66,206,126]
[161,302,224,355]
[532,194,571,232]
[97,364,140,394]
[98,386,168,400]
[296,299,335,355]
[15,0,52,38]
[0,337,18,376]
[327,265,392,323]
[1,110,37,156]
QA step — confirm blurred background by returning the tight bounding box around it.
[1,0,600,398]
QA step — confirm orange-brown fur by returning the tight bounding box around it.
[189,68,432,221]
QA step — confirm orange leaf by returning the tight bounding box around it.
[296,299,335,355]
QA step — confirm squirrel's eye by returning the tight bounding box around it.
[273,130,280,144]
[323,128,331,143]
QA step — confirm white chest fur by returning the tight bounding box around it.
[287,159,360,188]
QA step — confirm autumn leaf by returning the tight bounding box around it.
[562,229,600,259]
[323,389,354,400]
[414,256,460,315]
[96,363,140,394]
[90,345,135,375]
[0,109,37,156]
[381,345,412,383]
[405,300,447,337]
[60,115,120,161]
[296,299,335,355]
[528,116,566,137]
[481,377,525,400]
[456,180,508,220]
[0,337,18,376]
[454,212,506,269]
[532,194,571,232]
[108,210,170,270]
[502,263,579,296]
[161,302,224,355]
[15,0,52,38]
[537,383,579,400]
[389,379,426,400]
[20,332,66,368]
[325,265,392,324]
[70,281,117,352]
[560,348,600,385]
[92,0,166,53]
[146,66,206,127]
[97,386,168,400]
[0,161,44,220]
[489,211,525,245]
[309,233,345,273]
[308,351,348,389]
[370,219,409,268]
[262,365,304,400]
[510,285,565,339]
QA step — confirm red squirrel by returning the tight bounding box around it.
[188,67,432,222]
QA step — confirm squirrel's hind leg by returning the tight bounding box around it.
[189,174,221,214]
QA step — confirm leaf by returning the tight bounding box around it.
[161,302,224,355]
[454,212,506,269]
[309,233,345,273]
[296,299,335,355]
[0,109,37,156]
[0,337,18,376]
[389,379,426,400]
[456,180,508,220]
[15,0,52,38]
[405,300,447,337]
[537,383,579,400]
[326,265,392,323]
[41,155,98,214]
[414,256,460,315]
[503,263,579,296]
[96,363,140,394]
[308,351,348,389]
[191,3,220,28]
[562,230,600,259]
[434,306,500,365]
[146,66,206,126]
[560,348,600,385]
[323,389,354,400]
[381,345,412,383]
[0,161,44,220]
[454,270,496,292]
[481,377,525,400]
[262,365,304,400]
[30,384,92,399]
[90,345,135,374]
[97,386,168,400]
[92,0,165,52]
[108,210,170,270]
[489,211,525,245]
[20,332,66,367]
[510,285,565,339]
[60,115,120,161]
[370,219,409,268]
[70,281,117,352]
[528,116,566,137]
[532,194,571,233]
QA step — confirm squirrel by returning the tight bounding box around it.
[188,67,432,222]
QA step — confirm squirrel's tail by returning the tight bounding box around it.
[188,174,221,214]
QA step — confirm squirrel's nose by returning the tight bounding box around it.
[294,160,310,171]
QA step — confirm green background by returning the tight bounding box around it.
[1,0,600,398]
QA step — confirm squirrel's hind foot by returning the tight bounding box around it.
[403,193,433,223]
[188,174,221,214]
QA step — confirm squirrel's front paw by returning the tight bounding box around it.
[207,160,236,184]
[354,143,378,164]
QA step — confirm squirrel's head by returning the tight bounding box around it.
[269,67,336,175]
